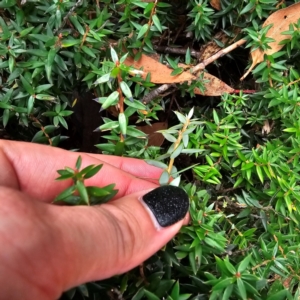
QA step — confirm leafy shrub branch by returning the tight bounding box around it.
[2,0,300,299]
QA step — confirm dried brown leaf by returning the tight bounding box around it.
[194,72,234,96]
[136,122,168,146]
[124,54,234,96]
[241,2,300,80]
[124,54,196,83]
[210,0,221,11]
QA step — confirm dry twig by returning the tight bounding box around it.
[142,39,247,103]
[154,45,200,58]
[53,0,83,35]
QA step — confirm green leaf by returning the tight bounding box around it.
[86,186,110,198]
[110,47,119,63]
[101,91,119,110]
[35,94,56,101]
[0,102,11,109]
[222,285,233,300]
[58,116,68,129]
[162,132,177,143]
[82,72,96,82]
[240,2,255,14]
[0,16,9,33]
[283,128,297,133]
[61,39,81,47]
[213,109,219,124]
[45,65,52,84]
[47,48,57,65]
[266,289,288,300]
[145,160,167,169]
[185,48,191,65]
[82,45,96,58]
[20,75,34,95]
[232,160,241,167]
[170,281,179,299]
[178,294,192,300]
[137,24,149,39]
[212,278,233,291]
[134,51,142,61]
[256,165,264,183]
[25,49,48,57]
[126,126,147,138]
[2,109,10,127]
[69,15,85,35]
[44,125,57,134]
[169,176,181,187]
[27,95,35,114]
[205,155,214,166]
[35,84,53,93]
[94,73,111,85]
[124,99,146,110]
[144,289,160,300]
[120,81,133,101]
[8,55,14,73]
[45,48,56,83]
[237,255,252,273]
[132,287,145,300]
[152,15,162,33]
[76,180,89,205]
[54,186,76,202]
[171,68,184,76]
[204,237,225,251]
[174,111,186,124]
[79,165,95,175]
[84,165,102,179]
[0,0,17,7]
[56,171,74,181]
[159,170,170,185]
[120,52,129,64]
[114,141,125,156]
[75,156,82,170]
[181,149,204,154]
[224,257,236,275]
[182,134,189,147]
[59,111,73,117]
[237,278,247,300]
[74,52,82,68]
[118,112,127,137]
[171,143,184,159]
[241,162,254,170]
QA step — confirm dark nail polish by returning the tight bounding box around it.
[142,186,189,227]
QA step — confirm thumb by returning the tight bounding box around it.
[53,186,189,292]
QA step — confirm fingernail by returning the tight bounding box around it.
[141,186,189,228]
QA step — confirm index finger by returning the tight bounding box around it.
[0,140,162,203]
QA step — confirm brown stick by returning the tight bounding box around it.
[142,39,247,103]
[190,39,247,74]
[143,84,176,104]
[53,0,83,35]
[154,45,200,59]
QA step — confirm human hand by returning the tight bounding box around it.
[0,140,189,300]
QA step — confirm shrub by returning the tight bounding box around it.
[1,0,300,299]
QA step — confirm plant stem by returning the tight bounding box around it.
[167,118,190,174]
[140,0,158,51]
[30,115,53,146]
[116,62,125,142]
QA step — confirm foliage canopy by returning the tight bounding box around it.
[1,0,300,299]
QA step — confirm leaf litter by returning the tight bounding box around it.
[241,2,300,80]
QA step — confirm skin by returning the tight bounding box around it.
[0,140,188,300]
